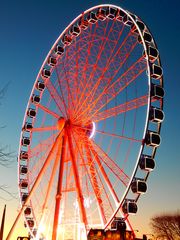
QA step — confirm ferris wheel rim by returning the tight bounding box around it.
[17,4,164,239]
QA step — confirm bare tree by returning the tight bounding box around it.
[0,83,9,104]
[150,212,180,240]
[0,145,14,167]
[0,84,17,200]
[0,84,14,167]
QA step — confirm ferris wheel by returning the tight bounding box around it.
[10,4,164,240]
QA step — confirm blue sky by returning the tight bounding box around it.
[0,0,180,238]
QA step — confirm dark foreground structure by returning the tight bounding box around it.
[87,218,148,240]
[88,229,148,240]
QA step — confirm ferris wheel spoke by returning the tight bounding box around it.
[29,132,58,158]
[73,26,94,110]
[29,126,65,182]
[85,149,115,221]
[77,139,107,226]
[73,36,81,113]
[74,135,115,226]
[46,79,67,117]
[73,19,114,114]
[96,55,146,108]
[94,161,115,218]
[74,141,102,225]
[79,55,146,121]
[55,61,76,117]
[74,43,141,123]
[73,21,104,113]
[73,27,126,119]
[73,29,137,121]
[29,148,54,181]
[55,68,69,117]
[88,142,119,206]
[62,60,76,114]
[56,38,104,93]
[58,37,105,71]
[70,31,102,108]
[91,140,130,187]
[31,125,58,132]
[95,130,141,143]
[87,32,137,109]
[38,103,60,119]
[29,131,64,186]
[92,95,149,123]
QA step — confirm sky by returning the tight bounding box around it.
[0,0,180,239]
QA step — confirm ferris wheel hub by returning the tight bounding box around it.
[57,117,65,131]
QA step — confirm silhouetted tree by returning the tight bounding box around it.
[0,84,13,167]
[150,212,180,240]
[0,84,17,200]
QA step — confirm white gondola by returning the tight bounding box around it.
[96,8,106,21]
[20,166,28,174]
[145,131,161,147]
[62,34,72,46]
[70,26,81,37]
[116,9,125,21]
[151,84,164,99]
[20,151,28,160]
[139,155,155,171]
[24,207,31,215]
[123,13,136,26]
[23,122,33,132]
[149,107,164,123]
[147,47,159,62]
[21,137,30,146]
[27,108,36,118]
[21,193,28,202]
[131,20,145,34]
[111,217,126,231]
[150,64,163,79]
[20,180,28,189]
[41,68,51,78]
[87,12,98,24]
[138,31,152,44]
[33,229,37,237]
[78,18,89,30]
[106,7,118,19]
[27,219,34,228]
[36,81,45,91]
[122,200,138,214]
[131,179,147,194]
[123,15,133,26]
[31,94,40,104]
[48,56,57,66]
[55,45,64,55]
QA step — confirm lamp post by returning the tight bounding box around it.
[144,234,154,240]
[134,229,139,236]
[134,229,141,240]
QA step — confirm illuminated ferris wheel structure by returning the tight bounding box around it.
[7,4,164,240]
